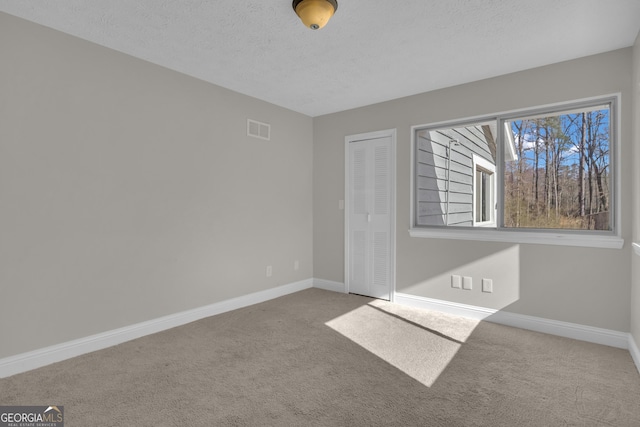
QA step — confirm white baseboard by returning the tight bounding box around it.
[488,310,629,349]
[0,279,313,379]
[5,283,635,379]
[630,334,640,374]
[395,292,629,349]
[395,293,497,320]
[313,278,346,293]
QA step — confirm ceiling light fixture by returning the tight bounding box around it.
[292,0,338,30]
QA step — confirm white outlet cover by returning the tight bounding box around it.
[463,276,473,290]
[451,275,462,289]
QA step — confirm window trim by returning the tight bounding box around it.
[409,94,623,249]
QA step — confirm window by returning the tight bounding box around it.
[473,155,495,226]
[410,95,622,248]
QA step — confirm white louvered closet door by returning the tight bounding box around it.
[347,135,393,300]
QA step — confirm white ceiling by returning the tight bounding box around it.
[2,0,640,117]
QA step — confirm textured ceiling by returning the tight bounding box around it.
[2,0,640,117]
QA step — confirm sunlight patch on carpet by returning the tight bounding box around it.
[325,300,479,387]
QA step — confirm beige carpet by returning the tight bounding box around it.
[1,288,639,426]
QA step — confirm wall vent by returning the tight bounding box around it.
[247,119,270,140]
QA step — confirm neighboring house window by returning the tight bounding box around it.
[410,95,621,248]
[473,155,496,226]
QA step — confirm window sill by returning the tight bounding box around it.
[408,228,624,249]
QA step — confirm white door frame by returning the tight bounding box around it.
[344,129,397,301]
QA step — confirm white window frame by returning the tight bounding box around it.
[409,94,623,249]
[472,154,496,227]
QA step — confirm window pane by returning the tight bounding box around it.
[481,171,488,222]
[475,169,483,222]
[503,105,611,230]
[415,121,496,227]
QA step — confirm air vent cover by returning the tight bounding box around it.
[247,119,270,140]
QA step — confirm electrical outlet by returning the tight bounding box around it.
[482,278,493,293]
[294,260,299,271]
[462,276,473,290]
[266,265,272,277]
[451,275,462,289]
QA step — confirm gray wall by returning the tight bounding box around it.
[632,31,640,350]
[2,11,637,361]
[314,48,633,331]
[0,13,313,359]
